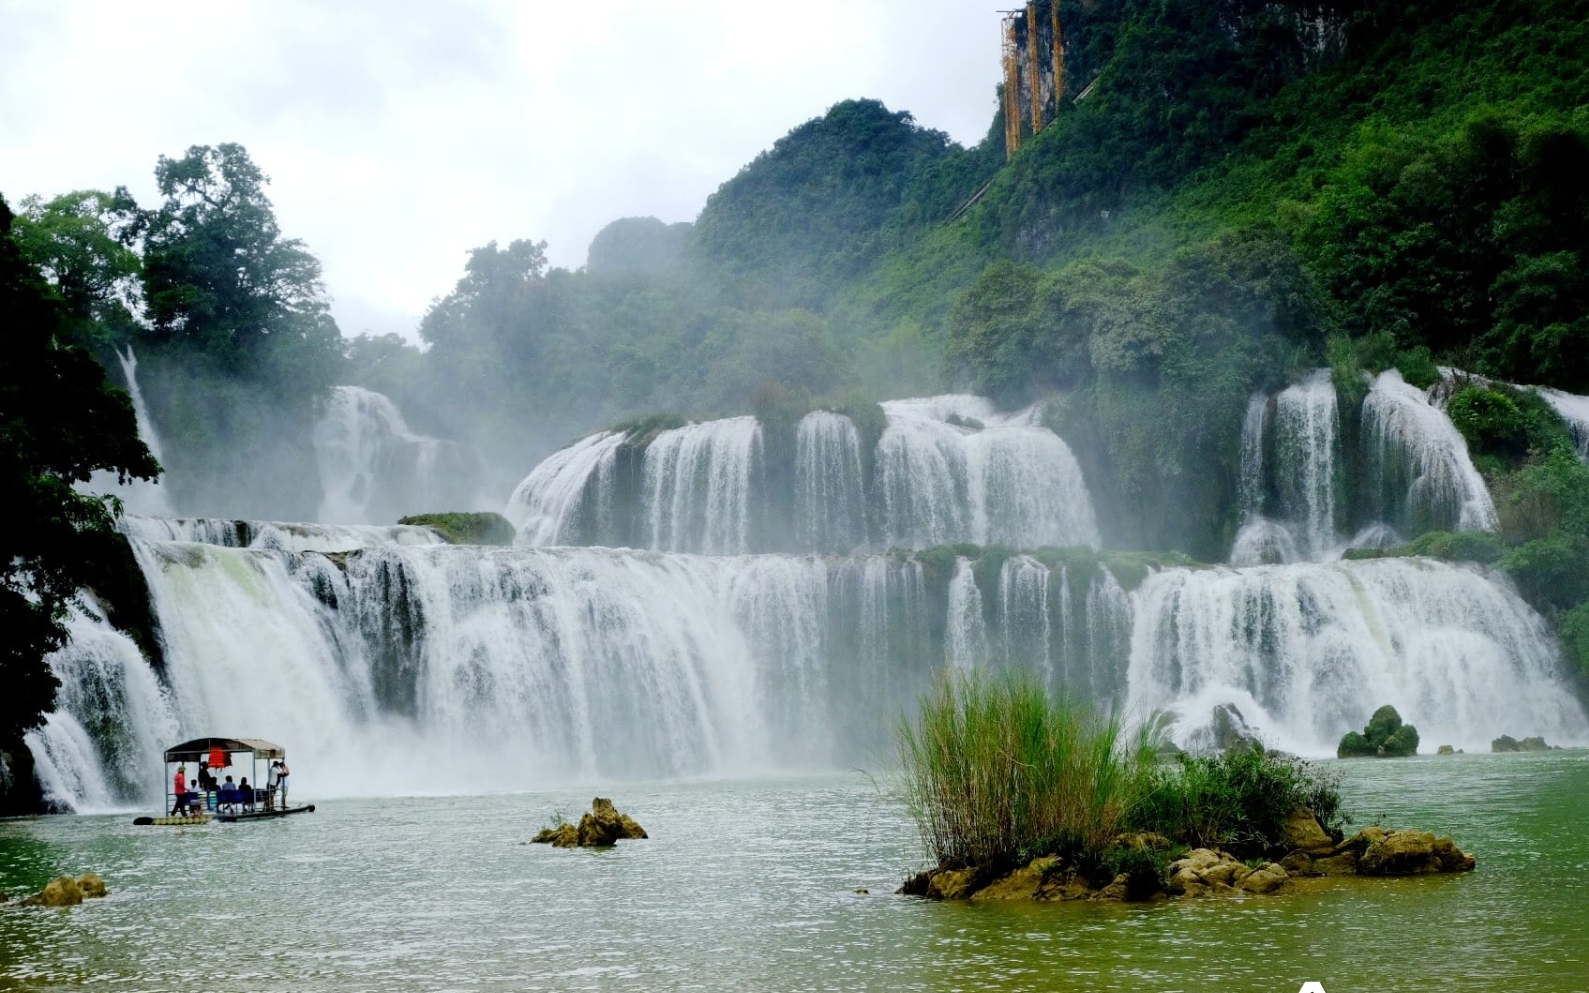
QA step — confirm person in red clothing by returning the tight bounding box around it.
[171,765,190,815]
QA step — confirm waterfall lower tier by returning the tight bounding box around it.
[1127,558,1584,755]
[32,523,1586,812]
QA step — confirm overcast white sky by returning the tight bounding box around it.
[2,0,999,340]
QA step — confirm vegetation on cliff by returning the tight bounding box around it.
[0,194,160,746]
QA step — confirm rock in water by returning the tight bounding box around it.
[1492,734,1555,752]
[24,876,83,907]
[76,873,107,898]
[532,798,647,849]
[1282,806,1337,856]
[1338,704,1419,757]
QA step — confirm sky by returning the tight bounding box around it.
[2,0,1000,341]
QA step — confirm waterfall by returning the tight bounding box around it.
[506,430,627,546]
[1126,558,1584,754]
[1537,386,1589,459]
[795,411,866,553]
[26,600,178,812]
[877,396,1100,549]
[1273,370,1342,558]
[313,386,473,524]
[86,347,175,517]
[1236,391,1269,520]
[1362,370,1497,533]
[945,557,987,669]
[643,417,763,554]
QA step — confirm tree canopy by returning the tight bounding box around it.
[0,194,160,742]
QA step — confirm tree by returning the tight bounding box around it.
[11,190,143,351]
[135,143,342,391]
[0,194,160,743]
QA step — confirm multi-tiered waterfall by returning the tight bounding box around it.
[24,385,1589,813]
[313,386,478,524]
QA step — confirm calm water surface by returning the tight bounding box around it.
[1,753,1585,992]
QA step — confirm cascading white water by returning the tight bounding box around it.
[85,347,176,517]
[505,430,627,546]
[795,411,866,553]
[1362,370,1497,533]
[945,557,986,670]
[877,396,1100,550]
[313,386,473,524]
[644,417,763,555]
[26,600,178,812]
[1273,370,1341,557]
[1126,557,1586,754]
[120,515,442,552]
[1537,386,1589,459]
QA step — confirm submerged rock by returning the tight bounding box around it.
[1337,827,1475,876]
[77,873,107,898]
[531,798,648,849]
[397,512,515,546]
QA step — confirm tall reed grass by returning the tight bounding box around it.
[896,669,1157,870]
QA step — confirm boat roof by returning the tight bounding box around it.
[164,737,286,762]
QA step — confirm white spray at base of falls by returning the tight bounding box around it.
[796,411,867,553]
[506,430,627,545]
[877,396,1100,550]
[1127,557,1585,755]
[313,386,474,525]
[644,417,762,554]
[1362,370,1497,533]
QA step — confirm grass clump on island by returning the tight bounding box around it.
[897,670,1344,894]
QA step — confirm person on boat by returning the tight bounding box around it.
[265,761,281,811]
[276,760,290,807]
[219,775,238,812]
[171,765,189,815]
[238,776,255,812]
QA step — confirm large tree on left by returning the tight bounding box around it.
[0,193,159,744]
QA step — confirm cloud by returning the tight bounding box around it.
[1,0,998,341]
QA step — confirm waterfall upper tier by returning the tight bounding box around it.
[504,395,1101,555]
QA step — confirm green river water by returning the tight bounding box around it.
[1,752,1585,992]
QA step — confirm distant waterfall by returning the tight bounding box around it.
[313,386,473,524]
[1126,558,1581,754]
[506,395,1101,554]
[643,417,763,554]
[506,430,627,545]
[795,412,866,553]
[86,347,175,517]
[1538,386,1589,459]
[1362,370,1497,533]
[876,396,1100,550]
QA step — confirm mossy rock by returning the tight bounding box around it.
[398,512,515,546]
[1338,704,1419,758]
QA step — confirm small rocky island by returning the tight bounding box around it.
[1338,705,1420,757]
[531,797,648,848]
[899,673,1476,905]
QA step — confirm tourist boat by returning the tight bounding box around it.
[132,736,316,826]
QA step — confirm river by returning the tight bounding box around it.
[1,752,1584,992]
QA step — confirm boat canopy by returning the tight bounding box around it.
[164,737,286,762]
